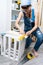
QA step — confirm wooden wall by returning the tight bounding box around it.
[38,0,43,26]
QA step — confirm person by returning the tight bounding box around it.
[15,0,43,57]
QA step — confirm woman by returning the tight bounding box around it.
[15,0,43,57]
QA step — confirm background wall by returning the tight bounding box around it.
[0,0,7,33]
[0,0,11,33]
[0,0,11,45]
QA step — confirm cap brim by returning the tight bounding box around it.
[21,4,32,7]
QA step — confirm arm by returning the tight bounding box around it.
[15,11,25,34]
[30,11,38,33]
[30,3,39,33]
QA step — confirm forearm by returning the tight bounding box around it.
[15,22,21,31]
[15,21,25,34]
[30,25,38,33]
[15,12,23,31]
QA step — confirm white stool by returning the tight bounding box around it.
[1,31,26,61]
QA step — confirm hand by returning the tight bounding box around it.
[26,31,32,36]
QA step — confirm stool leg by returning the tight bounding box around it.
[13,40,16,60]
[3,36,6,56]
[8,37,11,57]
[1,35,4,55]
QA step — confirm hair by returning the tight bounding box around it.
[28,10,31,18]
[21,5,31,18]
[21,5,31,9]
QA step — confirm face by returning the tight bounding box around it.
[21,5,31,14]
[26,6,31,13]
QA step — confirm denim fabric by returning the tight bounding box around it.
[23,9,43,51]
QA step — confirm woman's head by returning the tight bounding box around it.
[21,5,31,13]
[21,0,31,13]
